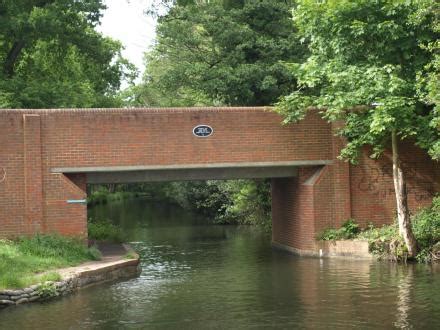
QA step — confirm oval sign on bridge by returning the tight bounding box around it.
[193,125,213,137]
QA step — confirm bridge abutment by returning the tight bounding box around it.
[42,172,87,236]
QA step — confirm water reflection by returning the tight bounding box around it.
[0,198,439,329]
[394,267,414,329]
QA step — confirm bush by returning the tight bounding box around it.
[358,223,398,242]
[216,180,272,231]
[358,196,440,262]
[412,196,440,262]
[37,281,58,298]
[88,218,126,243]
[358,224,408,260]
[87,190,140,206]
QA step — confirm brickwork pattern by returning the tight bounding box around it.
[0,108,438,254]
[350,143,440,227]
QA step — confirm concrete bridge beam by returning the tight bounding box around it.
[52,161,332,183]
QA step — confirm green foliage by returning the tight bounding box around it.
[87,218,126,243]
[412,196,440,247]
[128,0,306,107]
[358,223,398,242]
[413,1,440,159]
[165,180,271,229]
[216,180,272,231]
[0,235,100,289]
[0,0,136,109]
[87,245,102,260]
[17,234,101,262]
[40,272,62,283]
[87,183,178,206]
[276,0,439,162]
[358,197,440,262]
[87,190,112,205]
[37,281,58,299]
[87,190,142,206]
[317,219,360,240]
[168,181,231,219]
[412,196,440,262]
[100,180,272,230]
[358,223,404,260]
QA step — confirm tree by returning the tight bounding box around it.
[0,0,135,108]
[276,0,439,257]
[128,0,305,106]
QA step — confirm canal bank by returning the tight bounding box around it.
[0,243,140,309]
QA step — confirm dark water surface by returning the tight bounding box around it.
[1,198,439,329]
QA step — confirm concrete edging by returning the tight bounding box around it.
[0,245,141,309]
[272,240,373,259]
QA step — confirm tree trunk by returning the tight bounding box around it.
[391,130,418,258]
[3,41,25,77]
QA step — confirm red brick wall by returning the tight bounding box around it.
[272,143,439,255]
[37,107,331,169]
[350,142,440,227]
[24,115,44,234]
[0,107,438,254]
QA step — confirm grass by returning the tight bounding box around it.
[0,235,101,290]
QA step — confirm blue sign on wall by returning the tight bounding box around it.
[193,125,213,137]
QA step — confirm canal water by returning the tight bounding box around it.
[1,197,439,329]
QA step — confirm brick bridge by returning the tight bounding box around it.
[0,108,438,255]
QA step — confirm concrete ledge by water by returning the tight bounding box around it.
[272,240,373,259]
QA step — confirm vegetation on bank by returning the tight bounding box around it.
[87,190,149,206]
[87,217,127,243]
[0,235,101,290]
[317,196,440,263]
[166,180,271,229]
[88,179,272,231]
[317,219,361,241]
